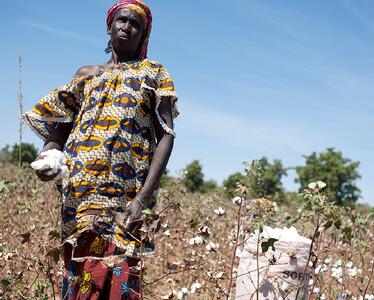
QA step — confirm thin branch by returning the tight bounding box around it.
[226,203,242,299]
[362,260,374,300]
[143,262,205,287]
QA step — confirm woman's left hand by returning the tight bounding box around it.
[125,196,146,232]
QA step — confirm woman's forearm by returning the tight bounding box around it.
[42,122,73,152]
[136,134,174,202]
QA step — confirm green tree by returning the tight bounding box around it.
[295,148,361,206]
[0,145,11,163]
[9,143,38,165]
[200,179,218,194]
[223,172,244,198]
[182,160,204,193]
[244,157,287,200]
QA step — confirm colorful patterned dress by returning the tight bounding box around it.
[24,59,178,299]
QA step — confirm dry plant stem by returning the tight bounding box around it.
[226,203,242,299]
[46,256,56,300]
[296,218,320,299]
[144,262,205,287]
[248,275,268,300]
[233,264,275,280]
[25,271,40,297]
[140,256,144,300]
[309,237,334,300]
[256,231,260,300]
[18,56,24,169]
[362,260,374,299]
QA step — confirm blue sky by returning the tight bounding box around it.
[1,0,373,205]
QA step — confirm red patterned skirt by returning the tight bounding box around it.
[61,231,141,300]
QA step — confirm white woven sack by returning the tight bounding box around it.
[236,227,312,300]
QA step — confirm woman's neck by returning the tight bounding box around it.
[109,50,138,65]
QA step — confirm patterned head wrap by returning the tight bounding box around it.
[107,0,152,60]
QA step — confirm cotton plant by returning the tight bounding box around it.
[213,207,225,216]
[346,261,361,278]
[176,287,189,299]
[205,241,219,251]
[163,229,171,237]
[190,282,202,293]
[189,236,204,246]
[198,225,211,236]
[331,260,343,284]
[232,196,245,205]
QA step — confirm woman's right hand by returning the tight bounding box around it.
[35,167,61,182]
[33,150,61,182]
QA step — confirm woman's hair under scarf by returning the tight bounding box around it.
[106,0,152,60]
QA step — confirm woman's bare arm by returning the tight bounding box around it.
[125,96,175,226]
[136,96,175,202]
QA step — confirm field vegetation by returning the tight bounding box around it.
[0,144,373,299]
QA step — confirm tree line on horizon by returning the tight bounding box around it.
[0,143,362,207]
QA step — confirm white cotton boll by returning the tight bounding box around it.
[308,182,317,189]
[31,149,68,181]
[206,241,218,251]
[313,287,320,294]
[190,282,202,293]
[177,287,189,299]
[315,264,328,274]
[232,196,244,205]
[278,280,289,291]
[199,225,211,236]
[189,236,204,246]
[331,266,343,282]
[30,159,50,170]
[176,291,184,300]
[348,267,358,277]
[316,181,327,189]
[320,293,327,300]
[334,259,343,268]
[214,207,225,216]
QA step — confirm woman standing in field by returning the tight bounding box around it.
[24,0,178,298]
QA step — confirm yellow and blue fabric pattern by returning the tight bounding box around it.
[23,59,179,258]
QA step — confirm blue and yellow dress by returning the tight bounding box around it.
[24,59,178,260]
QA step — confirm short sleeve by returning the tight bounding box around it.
[141,61,179,137]
[23,77,85,141]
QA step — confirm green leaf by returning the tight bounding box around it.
[323,221,333,230]
[334,220,342,229]
[141,208,153,216]
[16,232,31,244]
[0,279,11,286]
[48,230,60,240]
[47,247,62,263]
[342,227,353,244]
[189,218,198,229]
[0,181,9,193]
[261,238,278,253]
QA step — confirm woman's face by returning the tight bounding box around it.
[109,8,145,56]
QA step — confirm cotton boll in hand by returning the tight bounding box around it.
[31,149,68,180]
